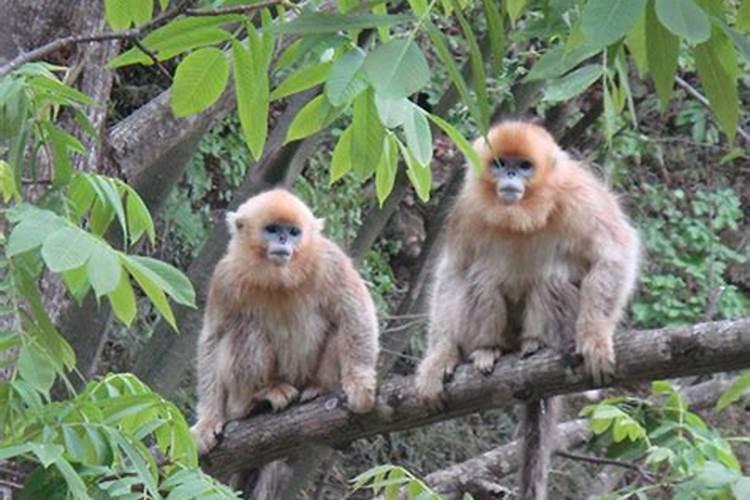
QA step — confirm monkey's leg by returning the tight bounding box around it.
[258,383,300,412]
[465,286,509,375]
[520,396,561,500]
[415,339,460,409]
[301,332,341,403]
[192,334,228,455]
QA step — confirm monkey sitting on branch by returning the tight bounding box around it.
[415,120,641,500]
[190,188,380,457]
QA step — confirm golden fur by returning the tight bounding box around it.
[415,120,641,499]
[191,189,379,459]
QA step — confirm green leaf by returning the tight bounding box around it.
[397,139,431,202]
[505,0,526,23]
[30,443,64,468]
[41,226,96,273]
[18,345,56,395]
[581,0,647,49]
[450,0,489,131]
[330,126,354,183]
[0,160,20,202]
[544,64,603,102]
[739,0,750,33]
[63,265,90,304]
[732,477,750,500]
[86,244,122,298]
[6,210,61,256]
[716,372,750,411]
[483,0,505,73]
[325,47,367,106]
[271,62,332,101]
[364,39,430,99]
[171,47,230,117]
[232,40,269,161]
[625,10,648,76]
[125,186,155,245]
[645,0,680,109]
[374,94,410,128]
[126,255,196,307]
[694,29,739,142]
[424,21,478,122]
[277,14,410,34]
[29,75,95,106]
[132,0,153,25]
[402,103,432,166]
[375,134,399,206]
[526,42,601,81]
[654,0,710,44]
[351,89,385,180]
[104,0,132,30]
[0,443,33,461]
[55,457,92,499]
[108,272,137,327]
[123,257,178,331]
[407,0,428,17]
[427,114,482,172]
[285,94,343,142]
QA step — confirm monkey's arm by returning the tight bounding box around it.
[191,277,229,454]
[574,207,640,383]
[328,257,380,413]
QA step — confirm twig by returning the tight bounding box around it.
[674,76,750,143]
[130,38,172,82]
[556,450,656,483]
[0,0,285,78]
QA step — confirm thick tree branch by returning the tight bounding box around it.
[200,318,750,477]
[0,0,285,77]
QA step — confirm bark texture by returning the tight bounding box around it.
[199,318,750,477]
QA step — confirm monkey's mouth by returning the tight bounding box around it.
[268,249,292,265]
[497,187,523,204]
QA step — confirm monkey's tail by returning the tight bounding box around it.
[520,396,561,500]
[251,459,292,500]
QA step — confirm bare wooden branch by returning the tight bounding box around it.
[199,318,750,477]
[0,0,285,77]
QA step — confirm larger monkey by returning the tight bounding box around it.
[191,189,379,497]
[415,121,640,500]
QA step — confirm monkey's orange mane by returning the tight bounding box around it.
[459,121,567,235]
[226,189,322,291]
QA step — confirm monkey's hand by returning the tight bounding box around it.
[469,347,501,374]
[190,416,225,455]
[343,374,376,413]
[260,383,300,412]
[414,347,458,410]
[576,326,615,385]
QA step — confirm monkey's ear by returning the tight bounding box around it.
[226,211,239,235]
[314,218,325,231]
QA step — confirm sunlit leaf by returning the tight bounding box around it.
[271,62,332,101]
[277,13,410,34]
[330,126,354,183]
[86,244,122,298]
[375,134,399,206]
[41,226,95,273]
[374,94,410,128]
[233,39,269,160]
[325,47,367,106]
[694,29,739,141]
[286,94,343,142]
[427,114,482,172]
[171,47,230,117]
[402,103,432,166]
[351,89,385,179]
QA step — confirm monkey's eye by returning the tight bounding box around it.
[264,224,280,234]
[289,227,301,237]
[519,160,533,171]
[235,221,244,230]
[491,159,504,171]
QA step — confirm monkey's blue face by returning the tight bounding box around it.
[489,157,534,204]
[262,223,302,265]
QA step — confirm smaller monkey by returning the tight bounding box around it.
[191,189,379,456]
[415,121,640,499]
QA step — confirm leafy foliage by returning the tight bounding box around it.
[631,187,748,327]
[582,381,750,499]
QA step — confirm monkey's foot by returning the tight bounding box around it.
[300,386,324,403]
[261,383,300,412]
[344,378,376,414]
[577,335,615,385]
[415,372,447,410]
[190,416,225,455]
[469,348,500,375]
[520,338,544,359]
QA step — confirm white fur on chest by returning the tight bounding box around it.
[466,233,583,296]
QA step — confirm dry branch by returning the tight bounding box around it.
[200,318,750,477]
